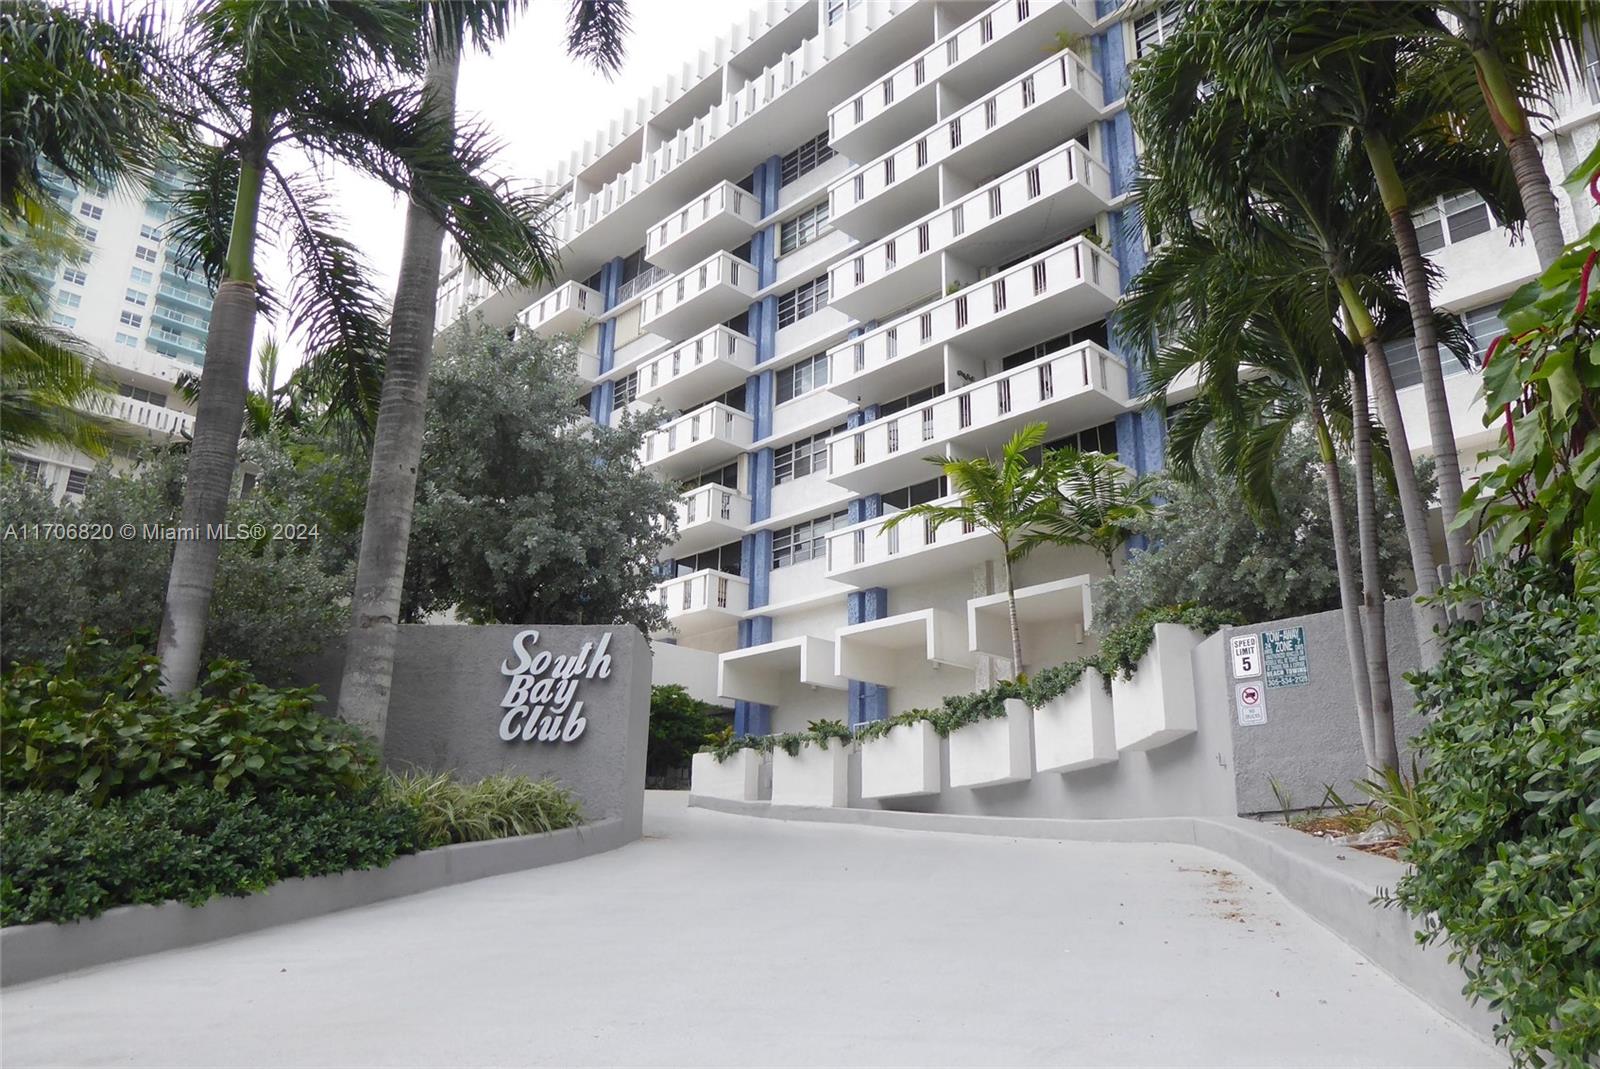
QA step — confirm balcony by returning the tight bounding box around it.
[519,280,603,338]
[614,263,669,305]
[829,0,1097,161]
[825,493,997,587]
[829,141,1112,319]
[670,482,751,558]
[828,49,1105,239]
[638,250,758,341]
[640,401,754,478]
[829,235,1119,402]
[827,342,1128,493]
[644,181,762,273]
[635,325,756,411]
[717,636,845,705]
[149,303,210,333]
[148,328,206,362]
[90,393,194,440]
[652,569,748,637]
[834,608,973,687]
[156,282,212,314]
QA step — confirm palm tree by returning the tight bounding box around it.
[150,0,558,695]
[882,422,1058,678]
[338,0,631,743]
[1029,448,1155,576]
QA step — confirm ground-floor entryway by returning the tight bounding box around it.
[2,792,1496,1066]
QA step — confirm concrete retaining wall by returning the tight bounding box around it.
[1,818,630,987]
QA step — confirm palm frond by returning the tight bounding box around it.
[565,0,630,78]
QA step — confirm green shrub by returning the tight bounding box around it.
[1023,659,1093,708]
[1095,604,1240,681]
[0,786,420,926]
[1389,552,1600,1068]
[647,684,725,778]
[386,772,584,849]
[1,634,381,803]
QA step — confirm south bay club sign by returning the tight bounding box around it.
[498,628,614,743]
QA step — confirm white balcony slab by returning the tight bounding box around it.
[639,251,758,341]
[89,394,193,440]
[968,575,1094,659]
[645,181,761,273]
[670,483,751,558]
[828,341,1129,494]
[1112,624,1203,752]
[519,280,602,338]
[830,142,1112,320]
[770,740,851,807]
[652,569,748,638]
[834,608,972,686]
[635,326,756,411]
[859,718,942,799]
[827,237,1120,404]
[690,749,764,801]
[1033,669,1117,774]
[717,636,847,706]
[641,402,754,478]
[829,49,1106,240]
[829,0,1097,161]
[825,493,998,587]
[947,699,1033,789]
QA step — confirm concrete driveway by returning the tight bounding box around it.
[3,792,1497,1067]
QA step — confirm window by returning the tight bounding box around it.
[671,540,742,579]
[62,267,87,286]
[115,331,138,347]
[56,291,81,309]
[611,372,639,411]
[119,383,167,406]
[1000,321,1110,369]
[79,227,98,244]
[771,509,848,569]
[780,131,834,186]
[63,469,89,496]
[1413,191,1494,254]
[130,267,153,285]
[776,274,830,328]
[1133,2,1182,59]
[51,313,76,328]
[1045,420,1118,457]
[877,381,944,418]
[1383,301,1500,389]
[78,201,103,220]
[773,424,845,484]
[881,476,947,511]
[119,310,142,328]
[135,245,158,264]
[778,202,830,255]
[139,223,162,241]
[125,288,148,306]
[777,352,830,403]
[12,456,44,483]
[824,0,860,25]
[682,461,740,492]
[1463,303,1504,361]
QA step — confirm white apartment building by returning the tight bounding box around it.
[437,0,1600,735]
[13,164,211,498]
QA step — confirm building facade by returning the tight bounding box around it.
[15,163,212,498]
[436,0,1600,734]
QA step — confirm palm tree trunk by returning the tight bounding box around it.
[1365,133,1472,578]
[337,50,460,743]
[1348,370,1399,772]
[1314,410,1375,770]
[157,146,264,695]
[1474,48,1566,269]
[1001,550,1023,679]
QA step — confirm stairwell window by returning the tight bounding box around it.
[776,274,830,327]
[1413,191,1493,253]
[611,372,639,411]
[771,509,849,568]
[780,131,834,186]
[776,352,830,403]
[78,201,103,220]
[779,202,830,255]
[773,424,845,484]
[1133,1,1182,59]
[64,469,89,497]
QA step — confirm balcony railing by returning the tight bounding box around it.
[671,482,752,557]
[828,0,1097,156]
[827,342,1127,492]
[149,303,210,331]
[636,325,756,410]
[828,236,1119,399]
[519,280,603,337]
[614,263,669,305]
[645,181,762,272]
[639,250,758,341]
[640,401,754,475]
[156,283,212,312]
[828,49,1104,236]
[89,393,194,439]
[829,141,1111,317]
[825,492,992,584]
[651,568,749,632]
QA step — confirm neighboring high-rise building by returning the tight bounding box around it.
[15,162,212,499]
[438,0,1600,733]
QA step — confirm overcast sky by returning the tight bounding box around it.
[265,0,759,375]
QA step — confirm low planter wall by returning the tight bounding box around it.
[1,817,629,987]
[1112,623,1202,752]
[1033,669,1117,774]
[689,749,765,801]
[770,741,851,807]
[859,720,941,800]
[947,700,1032,789]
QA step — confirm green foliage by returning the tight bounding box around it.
[705,732,773,763]
[1095,434,1420,633]
[1022,659,1093,709]
[647,684,725,778]
[386,772,583,850]
[1095,604,1242,682]
[403,323,676,635]
[0,785,420,926]
[1457,208,1600,563]
[0,438,362,684]
[1390,549,1600,1067]
[1,633,382,803]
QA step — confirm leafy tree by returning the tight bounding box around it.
[342,0,631,743]
[647,684,724,781]
[1028,448,1156,575]
[882,421,1059,677]
[400,322,674,633]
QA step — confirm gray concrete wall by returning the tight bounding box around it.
[852,633,1238,820]
[1223,601,1431,817]
[303,624,651,838]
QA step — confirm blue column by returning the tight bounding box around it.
[589,257,624,425]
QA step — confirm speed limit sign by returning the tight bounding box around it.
[1235,681,1267,726]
